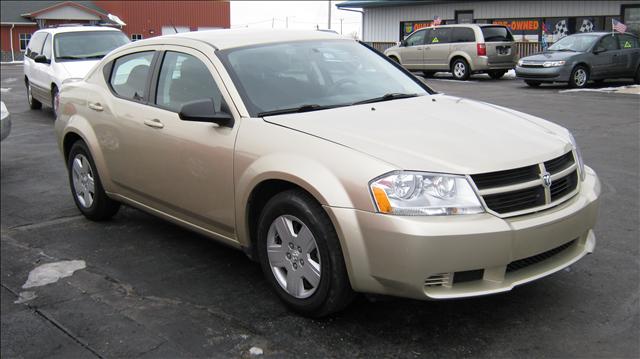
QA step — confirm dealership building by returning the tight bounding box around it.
[337,0,640,51]
[0,0,230,62]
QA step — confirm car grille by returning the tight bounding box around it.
[506,239,576,273]
[520,62,544,68]
[471,151,579,217]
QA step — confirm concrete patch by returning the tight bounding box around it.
[559,85,640,95]
[14,291,37,304]
[22,260,86,289]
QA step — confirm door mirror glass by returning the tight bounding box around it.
[179,98,233,127]
[34,54,50,64]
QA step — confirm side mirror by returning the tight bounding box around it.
[178,98,233,127]
[400,40,408,47]
[34,54,50,64]
[593,46,606,54]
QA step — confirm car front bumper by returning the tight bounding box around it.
[326,166,600,300]
[515,65,572,82]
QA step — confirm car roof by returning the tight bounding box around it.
[571,31,637,37]
[134,28,351,50]
[35,26,123,35]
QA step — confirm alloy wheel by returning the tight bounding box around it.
[574,68,587,87]
[454,62,466,78]
[71,154,95,208]
[266,215,321,299]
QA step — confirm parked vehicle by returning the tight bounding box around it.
[55,29,600,317]
[384,24,518,80]
[516,32,640,88]
[1,101,10,141]
[24,25,129,117]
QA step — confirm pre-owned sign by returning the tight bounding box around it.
[493,19,540,34]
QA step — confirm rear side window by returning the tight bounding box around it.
[617,34,639,49]
[481,26,514,42]
[405,29,426,46]
[26,32,47,58]
[452,27,476,43]
[110,51,154,101]
[427,28,452,44]
[155,51,223,113]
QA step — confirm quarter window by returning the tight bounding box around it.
[110,51,154,101]
[405,30,426,46]
[42,34,52,60]
[26,32,47,58]
[19,33,31,51]
[155,51,223,113]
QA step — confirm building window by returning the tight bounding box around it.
[131,34,143,41]
[19,33,32,51]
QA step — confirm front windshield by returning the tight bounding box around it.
[548,34,599,52]
[218,40,430,116]
[54,31,129,61]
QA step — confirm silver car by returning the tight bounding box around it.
[516,32,640,88]
[384,24,518,80]
[1,101,10,141]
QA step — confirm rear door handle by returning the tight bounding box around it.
[143,119,164,129]
[88,102,103,111]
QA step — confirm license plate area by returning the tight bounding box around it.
[496,46,511,55]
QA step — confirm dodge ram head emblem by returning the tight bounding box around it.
[542,172,552,187]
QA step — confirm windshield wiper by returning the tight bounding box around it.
[56,55,105,60]
[257,104,342,117]
[549,49,575,52]
[352,93,417,105]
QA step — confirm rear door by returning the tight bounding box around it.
[481,26,516,65]
[615,33,640,76]
[423,27,452,70]
[398,29,427,69]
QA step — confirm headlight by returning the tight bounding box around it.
[567,132,585,181]
[517,59,524,67]
[542,60,566,67]
[369,172,484,216]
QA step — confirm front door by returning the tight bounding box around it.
[399,29,427,69]
[591,35,619,78]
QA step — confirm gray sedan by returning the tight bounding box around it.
[516,32,640,88]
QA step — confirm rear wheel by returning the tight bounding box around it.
[525,80,541,88]
[389,56,400,64]
[26,81,42,110]
[451,58,470,80]
[256,189,354,317]
[569,65,589,88]
[488,70,507,79]
[68,140,120,221]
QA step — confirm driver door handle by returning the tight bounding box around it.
[144,119,164,129]
[88,102,103,111]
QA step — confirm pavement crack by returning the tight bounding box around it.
[34,308,104,359]
[7,214,84,231]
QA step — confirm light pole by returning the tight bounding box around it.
[328,0,332,30]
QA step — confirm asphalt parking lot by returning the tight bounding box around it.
[1,63,639,358]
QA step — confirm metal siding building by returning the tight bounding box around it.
[337,1,639,42]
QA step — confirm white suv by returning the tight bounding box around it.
[24,25,129,117]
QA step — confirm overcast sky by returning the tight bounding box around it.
[230,1,363,38]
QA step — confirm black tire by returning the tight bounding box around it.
[569,65,589,88]
[451,58,470,80]
[525,80,541,88]
[256,189,355,317]
[51,85,59,118]
[389,56,400,64]
[422,71,435,77]
[26,80,42,110]
[67,140,120,221]
[488,70,507,79]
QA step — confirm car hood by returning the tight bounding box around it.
[58,60,101,79]
[522,51,581,62]
[263,95,573,174]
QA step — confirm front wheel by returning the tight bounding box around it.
[451,58,470,80]
[569,65,589,88]
[26,81,42,110]
[68,140,120,221]
[257,190,354,317]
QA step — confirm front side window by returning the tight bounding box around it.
[406,30,426,46]
[26,32,47,58]
[156,52,223,113]
[218,40,430,117]
[617,34,639,49]
[110,51,154,101]
[598,35,619,51]
[54,31,129,61]
[19,33,32,51]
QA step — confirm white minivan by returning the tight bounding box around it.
[24,25,129,117]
